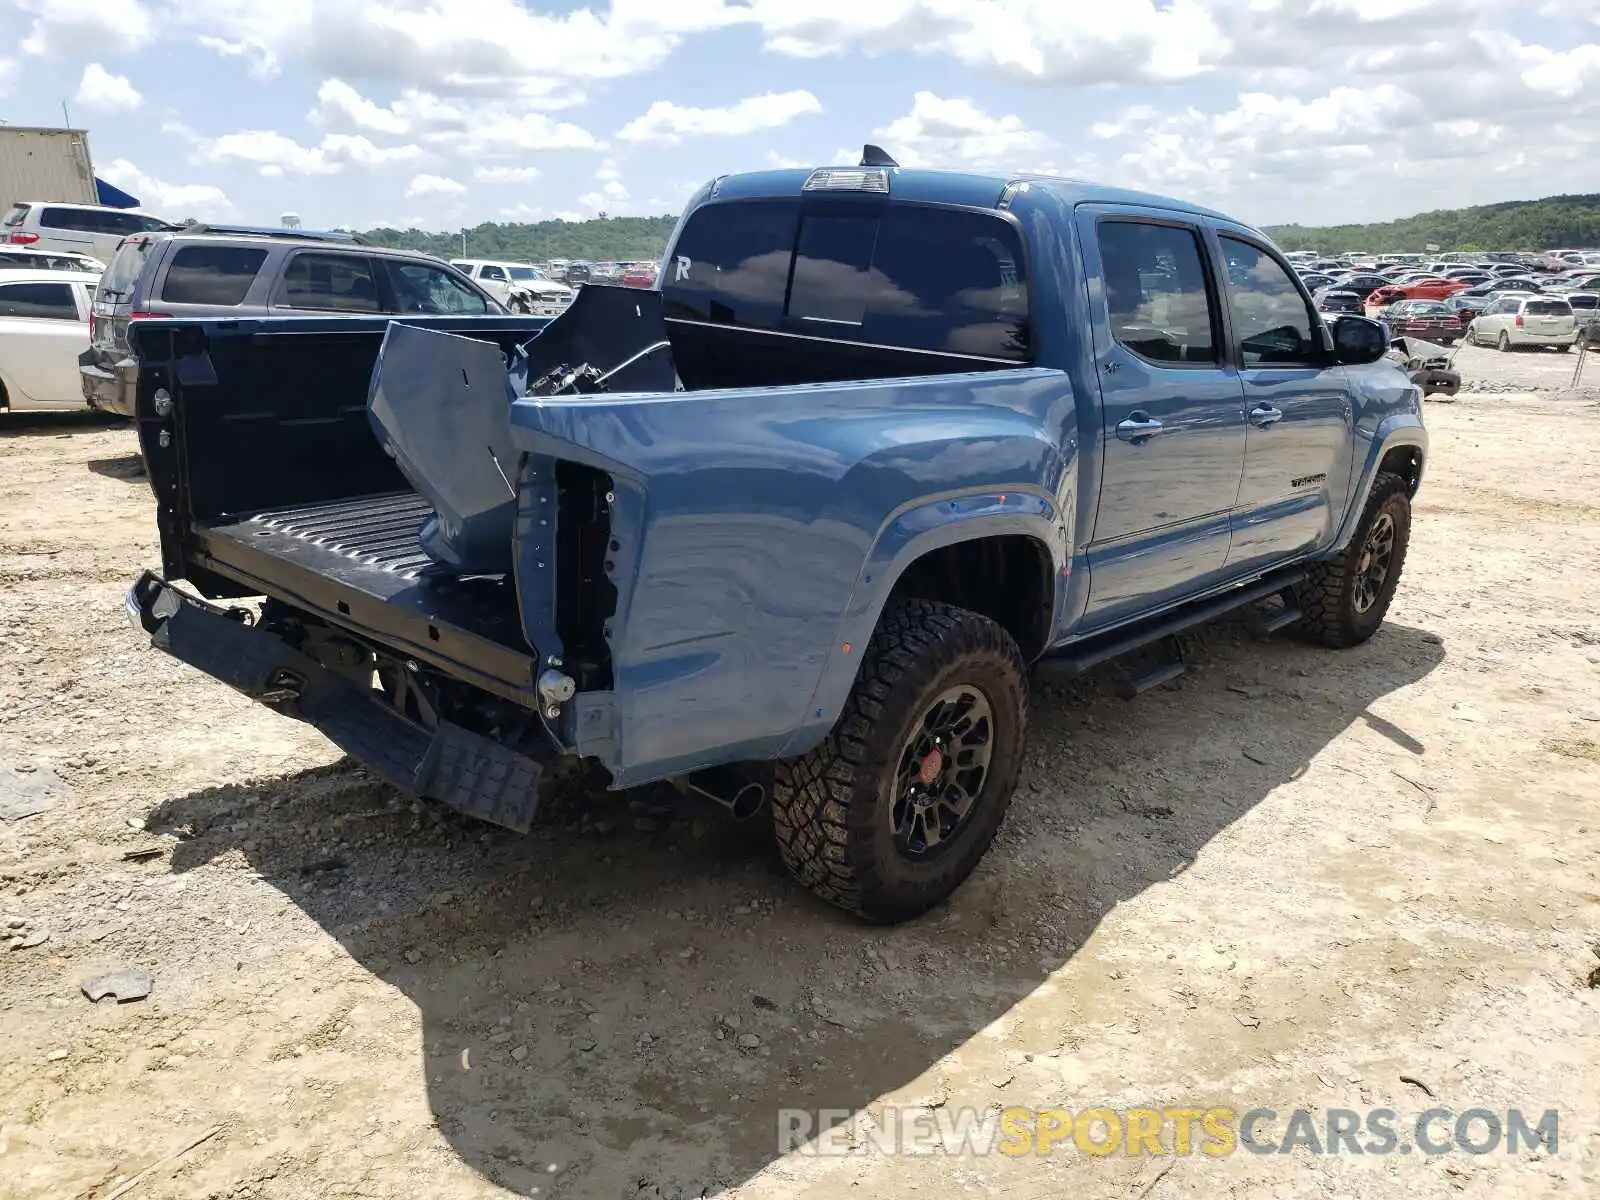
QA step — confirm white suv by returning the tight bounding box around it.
[449,259,573,314]
[1466,295,1579,352]
[3,202,173,267]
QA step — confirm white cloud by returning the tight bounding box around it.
[406,173,467,197]
[438,110,598,157]
[98,158,233,220]
[740,0,1229,84]
[1061,53,1600,224]
[475,166,542,184]
[617,90,822,144]
[179,0,742,90]
[203,130,424,177]
[310,79,409,134]
[499,202,545,220]
[872,92,1054,171]
[18,0,152,56]
[75,63,143,112]
[578,178,630,212]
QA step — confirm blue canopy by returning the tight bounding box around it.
[95,177,140,209]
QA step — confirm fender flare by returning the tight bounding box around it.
[778,488,1069,757]
[1333,417,1427,551]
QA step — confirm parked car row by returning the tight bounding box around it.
[1295,247,1600,351]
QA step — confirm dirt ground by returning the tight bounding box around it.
[2,344,1598,1199]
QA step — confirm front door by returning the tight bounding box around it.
[1077,208,1248,628]
[1212,232,1355,571]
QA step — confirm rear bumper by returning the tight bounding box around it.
[126,571,548,831]
[1510,329,1579,346]
[79,352,137,417]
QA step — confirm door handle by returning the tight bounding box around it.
[1115,414,1164,443]
[1248,404,1283,427]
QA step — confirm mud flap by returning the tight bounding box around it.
[131,574,545,832]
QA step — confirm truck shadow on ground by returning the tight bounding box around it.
[149,615,1445,1198]
[0,410,122,435]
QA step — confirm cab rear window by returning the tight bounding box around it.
[662,200,1030,361]
[160,245,269,305]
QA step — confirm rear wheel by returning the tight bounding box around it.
[1297,472,1411,649]
[772,600,1028,924]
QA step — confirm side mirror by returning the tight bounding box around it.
[1331,315,1389,365]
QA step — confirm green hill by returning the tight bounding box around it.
[355,192,1600,263]
[358,214,679,263]
[1263,194,1600,254]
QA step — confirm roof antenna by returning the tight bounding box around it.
[860,144,899,168]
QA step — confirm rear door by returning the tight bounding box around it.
[35,206,99,257]
[0,280,88,407]
[1075,207,1247,627]
[269,250,383,315]
[1213,230,1355,570]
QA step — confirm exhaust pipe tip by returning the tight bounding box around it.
[727,782,765,821]
[681,771,768,821]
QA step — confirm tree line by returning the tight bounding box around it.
[357,214,679,263]
[1265,194,1600,253]
[354,192,1600,263]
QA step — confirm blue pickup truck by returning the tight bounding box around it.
[126,158,1425,923]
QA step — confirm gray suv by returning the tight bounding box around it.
[81,227,504,416]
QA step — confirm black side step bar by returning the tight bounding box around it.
[1035,567,1307,686]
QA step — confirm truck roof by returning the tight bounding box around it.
[705,167,1233,223]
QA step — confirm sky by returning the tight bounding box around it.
[4,0,1600,233]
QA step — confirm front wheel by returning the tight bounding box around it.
[509,296,530,314]
[771,600,1028,924]
[1297,472,1412,648]
[1498,330,1512,352]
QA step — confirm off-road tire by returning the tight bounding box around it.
[1298,472,1412,648]
[771,600,1028,924]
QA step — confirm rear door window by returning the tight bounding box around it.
[0,281,80,320]
[1095,220,1217,365]
[275,252,380,312]
[378,259,491,314]
[159,245,268,305]
[40,206,104,232]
